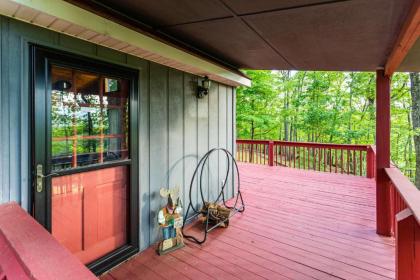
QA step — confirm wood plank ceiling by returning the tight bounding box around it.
[68,0,420,72]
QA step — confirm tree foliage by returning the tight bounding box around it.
[237,70,414,178]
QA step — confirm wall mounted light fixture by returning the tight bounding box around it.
[197,76,211,98]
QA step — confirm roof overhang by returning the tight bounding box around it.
[62,0,420,74]
[0,0,251,87]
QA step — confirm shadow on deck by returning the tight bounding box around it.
[101,163,395,280]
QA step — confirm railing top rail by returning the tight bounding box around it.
[236,139,372,151]
[385,167,420,225]
[236,139,271,144]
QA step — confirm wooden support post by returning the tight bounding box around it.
[366,146,375,178]
[268,141,274,166]
[395,209,420,280]
[376,70,392,236]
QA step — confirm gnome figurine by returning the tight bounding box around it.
[157,186,184,255]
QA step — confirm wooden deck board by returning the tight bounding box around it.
[101,163,395,280]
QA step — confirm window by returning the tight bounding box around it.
[51,66,129,171]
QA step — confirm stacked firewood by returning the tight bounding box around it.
[200,202,231,228]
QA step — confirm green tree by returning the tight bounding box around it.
[237,70,414,180]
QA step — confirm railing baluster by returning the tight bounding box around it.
[334,149,337,173]
[301,147,304,169]
[318,147,321,171]
[262,144,264,164]
[284,146,287,166]
[256,144,258,164]
[307,147,310,170]
[251,144,254,163]
[257,144,259,164]
[250,144,252,163]
[235,140,374,178]
[254,143,256,163]
[251,144,253,163]
[280,145,283,166]
[264,143,266,165]
[249,144,251,163]
[329,148,332,172]
[245,143,247,162]
[347,150,350,175]
[258,144,260,164]
[284,146,287,167]
[297,147,300,169]
[352,149,356,175]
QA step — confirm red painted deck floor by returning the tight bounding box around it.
[101,163,395,280]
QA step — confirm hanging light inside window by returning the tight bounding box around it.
[53,80,72,91]
[197,76,211,98]
[53,80,72,103]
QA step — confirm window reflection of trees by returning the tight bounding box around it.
[51,71,129,170]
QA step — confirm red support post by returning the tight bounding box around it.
[376,70,392,236]
[366,146,375,178]
[395,209,420,280]
[268,141,274,166]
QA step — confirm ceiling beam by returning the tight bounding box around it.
[217,0,295,68]
[385,0,420,76]
[160,0,351,28]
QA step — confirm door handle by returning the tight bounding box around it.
[36,164,59,193]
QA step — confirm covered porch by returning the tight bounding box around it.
[101,163,394,280]
[0,1,418,279]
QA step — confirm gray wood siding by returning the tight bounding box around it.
[208,82,220,202]
[0,16,236,251]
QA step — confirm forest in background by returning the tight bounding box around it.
[236,70,420,185]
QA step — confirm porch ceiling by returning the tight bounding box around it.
[68,0,420,72]
[0,0,251,87]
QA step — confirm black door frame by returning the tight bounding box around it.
[30,45,139,275]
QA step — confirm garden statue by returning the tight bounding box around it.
[157,186,184,255]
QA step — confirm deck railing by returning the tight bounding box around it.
[237,139,420,278]
[236,139,375,178]
[384,168,420,279]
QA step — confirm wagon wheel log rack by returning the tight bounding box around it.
[181,148,245,245]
